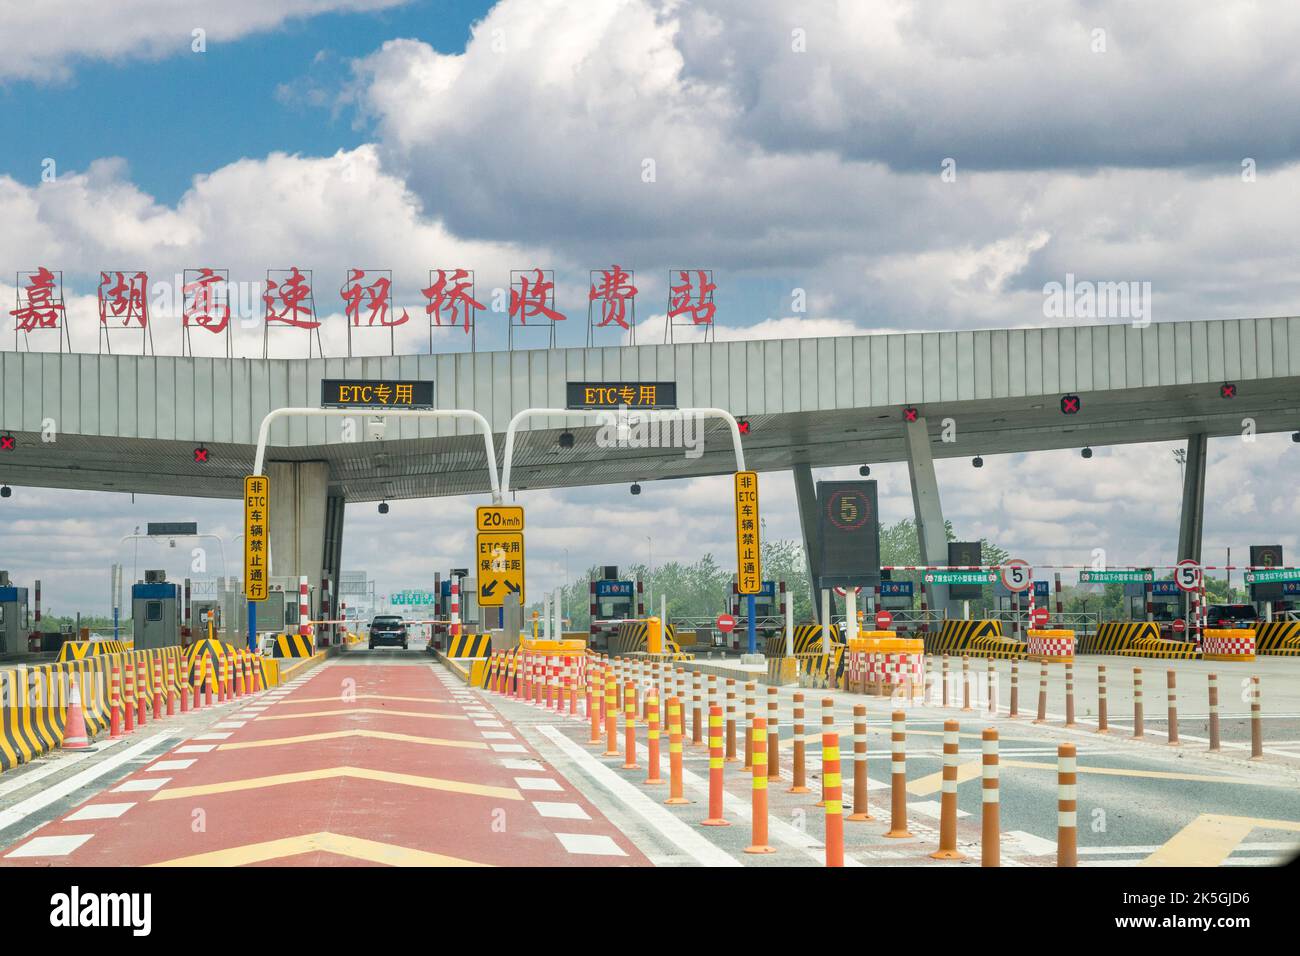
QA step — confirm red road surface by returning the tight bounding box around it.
[2,659,648,867]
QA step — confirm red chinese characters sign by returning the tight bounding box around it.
[11,267,65,332]
[423,269,483,333]
[668,269,716,325]
[183,268,230,334]
[264,267,319,329]
[589,264,637,329]
[97,271,149,328]
[509,268,565,324]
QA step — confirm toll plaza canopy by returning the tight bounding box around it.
[1,314,1298,503]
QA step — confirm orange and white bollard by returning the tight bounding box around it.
[622,681,639,770]
[136,660,149,725]
[1133,667,1144,738]
[1064,662,1076,727]
[823,731,844,867]
[1207,673,1220,752]
[1009,660,1020,718]
[930,719,965,860]
[704,674,718,749]
[1250,676,1263,760]
[1034,662,1048,724]
[123,663,136,732]
[1057,742,1077,867]
[848,704,872,821]
[691,672,703,747]
[1096,664,1108,733]
[666,698,688,806]
[702,705,729,827]
[743,682,756,772]
[569,671,579,716]
[644,690,663,784]
[789,693,810,794]
[109,664,124,738]
[987,659,996,714]
[885,710,912,838]
[589,664,603,745]
[725,679,738,763]
[744,717,774,854]
[961,655,972,711]
[165,655,177,716]
[817,698,833,807]
[152,656,164,715]
[766,686,780,781]
[1166,669,1179,745]
[942,654,950,707]
[204,660,214,707]
[982,728,1000,867]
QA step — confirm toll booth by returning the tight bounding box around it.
[131,570,181,650]
[589,567,641,650]
[0,571,29,654]
[191,599,222,640]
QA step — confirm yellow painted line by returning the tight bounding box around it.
[1141,814,1300,867]
[1000,759,1284,787]
[216,729,489,752]
[267,695,459,706]
[907,758,983,796]
[149,766,523,802]
[255,708,468,722]
[149,831,490,867]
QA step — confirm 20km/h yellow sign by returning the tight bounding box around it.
[476,505,524,532]
[734,471,761,595]
[476,531,525,607]
[243,475,270,601]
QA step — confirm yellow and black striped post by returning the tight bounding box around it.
[704,674,718,750]
[623,681,640,770]
[589,661,604,745]
[1057,742,1077,867]
[1250,676,1263,759]
[645,690,663,784]
[1034,662,1048,724]
[847,704,872,821]
[603,671,619,756]
[930,719,965,860]
[823,731,844,867]
[1096,665,1109,734]
[817,698,833,807]
[789,692,810,794]
[1207,673,1219,752]
[744,717,775,854]
[725,678,738,763]
[1133,667,1144,738]
[702,705,729,826]
[666,698,688,805]
[982,728,999,867]
[766,686,780,782]
[885,710,912,838]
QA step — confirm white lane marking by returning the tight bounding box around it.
[473,720,505,728]
[1006,830,1057,856]
[213,722,247,729]
[66,802,135,821]
[174,745,216,754]
[112,777,170,793]
[146,759,196,772]
[537,725,740,868]
[0,733,172,835]
[491,744,528,754]
[556,832,625,856]
[515,777,564,792]
[501,759,545,771]
[5,834,94,858]
[533,801,591,821]
[191,733,232,741]
[481,731,515,740]
[0,748,102,798]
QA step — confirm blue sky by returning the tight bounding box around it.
[0,1,493,205]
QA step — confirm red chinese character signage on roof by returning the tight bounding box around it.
[182,268,230,334]
[509,269,565,325]
[589,265,637,329]
[342,269,408,328]
[668,269,716,326]
[423,269,483,333]
[97,271,149,328]
[11,267,65,332]
[264,268,319,329]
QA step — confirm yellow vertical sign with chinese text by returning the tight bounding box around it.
[734,471,761,595]
[244,475,270,601]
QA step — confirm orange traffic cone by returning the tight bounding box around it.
[61,676,91,750]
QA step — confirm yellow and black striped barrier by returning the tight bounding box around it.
[270,633,316,659]
[446,633,492,659]
[1256,622,1300,656]
[56,640,131,662]
[1075,622,1202,659]
[765,623,842,658]
[795,645,847,690]
[923,620,1009,655]
[610,621,682,656]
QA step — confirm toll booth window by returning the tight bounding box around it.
[285,605,297,627]
[146,601,162,622]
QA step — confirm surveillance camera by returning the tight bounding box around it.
[859,465,871,477]
[558,431,574,449]
[0,485,10,498]
[378,501,390,515]
[367,416,387,442]
[630,483,642,496]
[1081,447,1093,459]
[972,456,984,468]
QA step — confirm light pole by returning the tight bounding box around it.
[1173,447,1186,485]
[645,535,653,610]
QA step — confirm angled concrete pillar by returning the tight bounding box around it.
[268,461,330,605]
[1176,434,1208,563]
[792,463,824,622]
[902,418,955,617]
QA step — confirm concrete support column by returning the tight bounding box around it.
[902,417,955,617]
[268,462,331,622]
[792,463,824,622]
[1176,434,1208,564]
[321,494,346,646]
